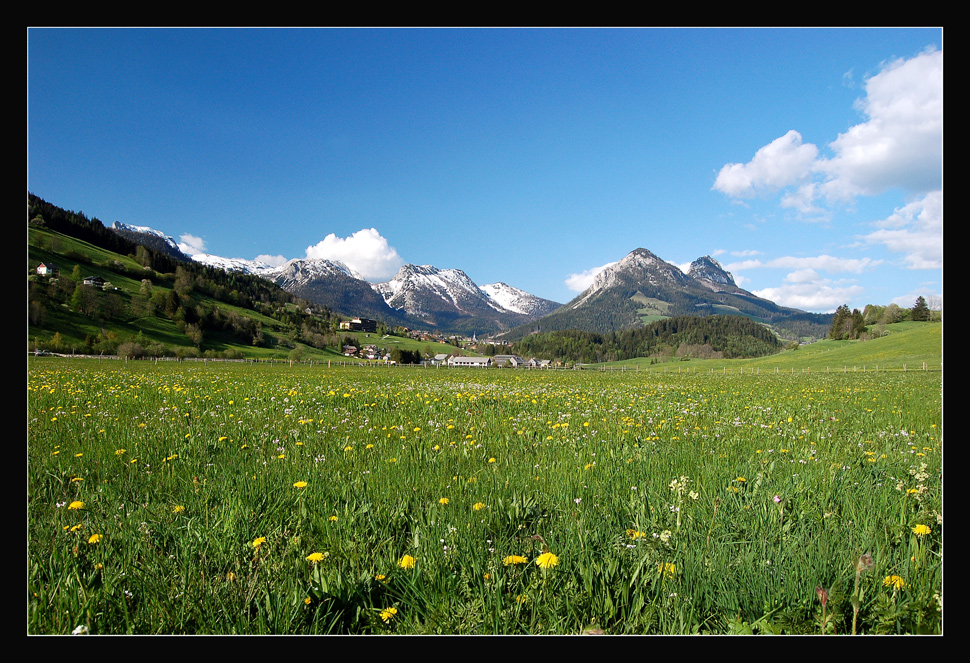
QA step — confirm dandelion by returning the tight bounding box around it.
[398,554,416,570]
[912,524,931,537]
[304,597,312,605]
[535,552,559,569]
[503,555,528,566]
[626,529,647,539]
[87,534,102,545]
[883,575,906,590]
[172,505,185,514]
[293,481,307,488]
[68,501,84,510]
[380,607,398,623]
[658,562,676,578]
[473,502,486,511]
[328,515,338,522]
[252,537,266,549]
[306,552,326,563]
[439,497,450,505]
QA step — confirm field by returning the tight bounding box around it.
[27,358,942,634]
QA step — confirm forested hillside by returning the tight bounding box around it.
[28,194,342,358]
[514,315,783,364]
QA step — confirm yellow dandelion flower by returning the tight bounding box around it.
[658,562,676,577]
[626,529,647,539]
[252,537,267,549]
[912,524,931,536]
[883,575,906,590]
[293,481,307,488]
[328,515,338,522]
[535,552,559,569]
[398,554,416,569]
[439,497,450,505]
[503,555,528,566]
[488,457,496,463]
[306,552,326,563]
[473,502,486,511]
[304,597,312,605]
[380,607,398,623]
[68,501,84,510]
[172,505,185,514]
[88,534,102,544]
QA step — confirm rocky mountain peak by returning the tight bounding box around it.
[688,255,736,287]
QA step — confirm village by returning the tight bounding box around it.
[337,317,553,367]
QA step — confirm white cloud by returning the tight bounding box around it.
[820,48,943,200]
[178,234,207,256]
[305,228,404,281]
[714,48,942,214]
[726,254,881,275]
[860,191,942,270]
[753,279,865,313]
[565,261,617,292]
[713,130,818,198]
[254,254,288,267]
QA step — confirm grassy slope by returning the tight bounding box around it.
[601,321,942,372]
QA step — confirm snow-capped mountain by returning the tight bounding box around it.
[569,248,688,310]
[480,282,560,317]
[499,247,822,340]
[374,265,502,318]
[112,222,181,251]
[266,258,365,287]
[189,253,280,276]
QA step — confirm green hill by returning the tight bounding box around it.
[28,195,343,360]
[600,321,942,372]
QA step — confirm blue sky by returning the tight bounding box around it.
[28,28,942,313]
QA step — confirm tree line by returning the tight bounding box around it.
[514,315,783,364]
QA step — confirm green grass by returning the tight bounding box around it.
[28,359,942,634]
[603,322,942,373]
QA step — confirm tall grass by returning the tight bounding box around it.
[28,359,942,634]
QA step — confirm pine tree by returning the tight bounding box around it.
[910,296,930,322]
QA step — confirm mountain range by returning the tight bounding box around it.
[110,223,830,339]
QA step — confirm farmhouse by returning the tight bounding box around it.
[449,356,492,367]
[36,262,59,276]
[82,275,105,287]
[339,318,378,333]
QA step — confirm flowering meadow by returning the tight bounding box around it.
[27,359,942,634]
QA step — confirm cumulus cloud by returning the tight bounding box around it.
[860,191,942,269]
[178,234,207,256]
[305,228,404,281]
[820,48,943,200]
[713,130,818,198]
[565,261,617,292]
[714,48,942,213]
[728,254,879,312]
[753,279,865,313]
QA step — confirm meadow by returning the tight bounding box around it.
[27,358,942,634]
